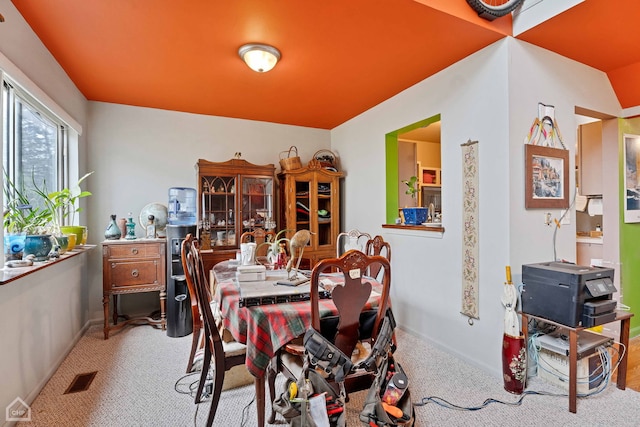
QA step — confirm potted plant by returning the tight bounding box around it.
[400,176,427,225]
[3,172,54,261]
[47,172,93,245]
[257,229,292,268]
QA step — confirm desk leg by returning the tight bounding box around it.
[617,316,631,390]
[255,376,265,427]
[113,294,119,325]
[103,294,110,340]
[569,329,578,413]
[159,288,167,331]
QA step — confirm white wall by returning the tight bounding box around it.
[507,39,620,276]
[331,37,621,378]
[0,1,91,421]
[0,255,90,419]
[85,102,330,319]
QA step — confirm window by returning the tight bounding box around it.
[3,79,68,215]
[385,115,441,224]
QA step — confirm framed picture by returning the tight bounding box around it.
[623,134,640,223]
[525,144,569,209]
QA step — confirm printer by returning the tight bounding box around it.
[521,261,617,327]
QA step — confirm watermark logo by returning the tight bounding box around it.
[6,397,31,422]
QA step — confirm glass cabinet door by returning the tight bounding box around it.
[242,177,275,233]
[315,177,333,247]
[200,175,236,249]
[293,178,311,234]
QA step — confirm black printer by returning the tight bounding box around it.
[521,261,617,327]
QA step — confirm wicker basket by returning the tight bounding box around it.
[313,149,339,171]
[279,146,302,171]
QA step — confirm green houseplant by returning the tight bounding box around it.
[400,175,427,225]
[402,175,420,200]
[32,171,93,247]
[3,171,55,261]
[257,229,292,267]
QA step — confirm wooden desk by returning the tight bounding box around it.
[102,239,166,339]
[521,310,633,413]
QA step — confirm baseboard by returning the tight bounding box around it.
[397,324,502,380]
[22,320,93,407]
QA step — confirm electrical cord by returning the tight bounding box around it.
[552,188,577,262]
[414,337,624,413]
[414,388,567,411]
[240,394,256,427]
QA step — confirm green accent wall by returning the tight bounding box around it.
[385,114,441,224]
[618,117,640,336]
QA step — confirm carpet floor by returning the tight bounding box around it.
[21,324,640,426]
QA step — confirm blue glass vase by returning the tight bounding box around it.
[4,232,27,261]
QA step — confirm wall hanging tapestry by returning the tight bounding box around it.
[461,140,479,321]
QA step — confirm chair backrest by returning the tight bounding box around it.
[239,228,276,257]
[181,234,223,345]
[336,229,372,257]
[310,250,391,359]
[181,233,201,327]
[365,235,391,281]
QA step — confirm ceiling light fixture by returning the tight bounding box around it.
[238,43,281,73]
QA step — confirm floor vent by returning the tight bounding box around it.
[64,371,98,394]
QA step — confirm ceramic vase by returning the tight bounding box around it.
[104,214,122,240]
[53,234,69,254]
[118,218,127,239]
[60,226,85,248]
[24,234,53,262]
[401,207,428,225]
[502,333,526,394]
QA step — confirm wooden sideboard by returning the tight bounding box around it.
[102,239,166,339]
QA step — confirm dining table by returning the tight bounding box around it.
[210,260,382,427]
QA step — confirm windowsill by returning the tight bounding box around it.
[382,223,444,232]
[0,245,96,286]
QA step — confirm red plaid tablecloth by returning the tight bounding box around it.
[214,271,380,378]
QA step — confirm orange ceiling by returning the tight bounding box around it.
[8,0,640,129]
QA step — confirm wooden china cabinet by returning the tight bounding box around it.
[279,160,343,268]
[196,158,276,273]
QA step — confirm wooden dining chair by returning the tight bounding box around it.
[181,234,247,426]
[336,228,372,257]
[365,235,391,282]
[365,235,396,347]
[268,249,391,422]
[239,228,276,257]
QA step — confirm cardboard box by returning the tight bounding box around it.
[537,348,604,394]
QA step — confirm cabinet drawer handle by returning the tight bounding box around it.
[131,248,139,255]
[131,269,139,278]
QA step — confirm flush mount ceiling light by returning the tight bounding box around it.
[238,43,281,73]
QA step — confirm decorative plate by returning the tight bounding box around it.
[140,203,168,237]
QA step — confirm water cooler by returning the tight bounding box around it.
[166,187,197,338]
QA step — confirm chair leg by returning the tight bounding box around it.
[195,345,211,404]
[186,323,201,373]
[267,358,278,423]
[205,367,225,427]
